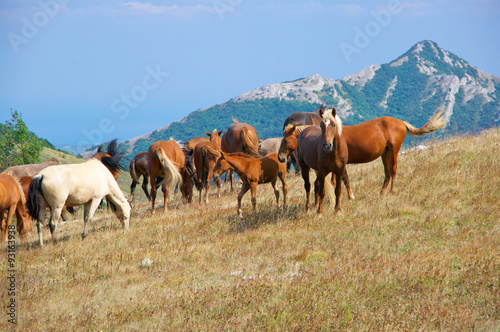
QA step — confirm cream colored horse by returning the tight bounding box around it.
[26,158,130,246]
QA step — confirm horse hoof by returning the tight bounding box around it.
[82,233,87,239]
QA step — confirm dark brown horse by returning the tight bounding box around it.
[129,152,152,202]
[297,108,348,215]
[193,129,223,204]
[92,139,126,180]
[279,108,447,194]
[0,174,30,241]
[283,110,321,132]
[148,140,193,213]
[221,120,261,191]
[207,148,287,217]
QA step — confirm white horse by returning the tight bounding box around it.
[26,158,130,246]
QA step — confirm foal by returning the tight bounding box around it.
[208,149,287,217]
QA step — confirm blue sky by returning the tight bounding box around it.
[1,0,499,151]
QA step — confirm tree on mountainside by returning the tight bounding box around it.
[0,109,42,169]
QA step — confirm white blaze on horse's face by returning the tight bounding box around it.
[321,117,336,152]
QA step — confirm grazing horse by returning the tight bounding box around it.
[193,129,224,204]
[182,136,210,179]
[148,140,193,213]
[92,139,126,180]
[0,174,30,241]
[221,120,261,191]
[25,159,130,246]
[297,108,348,215]
[279,107,447,194]
[129,152,152,202]
[2,158,59,178]
[207,148,287,217]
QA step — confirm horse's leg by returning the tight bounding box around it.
[82,199,101,239]
[250,182,258,212]
[205,169,214,204]
[343,168,355,200]
[61,206,68,221]
[271,179,280,207]
[0,207,9,241]
[36,200,48,247]
[229,170,234,192]
[237,183,250,217]
[15,201,29,241]
[150,175,157,213]
[301,164,311,211]
[48,205,63,244]
[142,175,152,201]
[380,149,397,194]
[279,171,288,210]
[162,184,168,213]
[130,177,137,203]
[316,172,326,216]
[334,170,343,215]
[216,176,221,198]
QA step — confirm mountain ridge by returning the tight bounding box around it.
[81,40,500,159]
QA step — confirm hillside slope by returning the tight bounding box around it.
[13,128,500,330]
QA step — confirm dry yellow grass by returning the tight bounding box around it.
[2,129,499,331]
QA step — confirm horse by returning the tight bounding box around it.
[279,107,447,194]
[25,158,130,246]
[297,107,348,215]
[193,129,224,204]
[129,152,152,202]
[182,136,210,179]
[1,158,59,178]
[221,120,262,191]
[92,139,126,180]
[18,175,72,222]
[0,174,30,242]
[148,139,193,213]
[282,110,322,131]
[207,148,287,217]
[259,137,298,174]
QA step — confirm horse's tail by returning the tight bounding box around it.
[156,150,183,189]
[129,159,139,184]
[241,129,262,158]
[26,174,44,220]
[403,110,447,137]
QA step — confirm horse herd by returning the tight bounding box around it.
[0,106,447,247]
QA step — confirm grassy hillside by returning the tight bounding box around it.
[4,129,499,330]
[40,147,82,164]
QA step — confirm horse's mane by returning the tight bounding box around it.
[232,117,239,124]
[320,107,343,137]
[169,137,182,146]
[283,124,311,136]
[226,152,256,159]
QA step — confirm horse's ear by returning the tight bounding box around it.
[205,131,211,137]
[319,108,324,118]
[218,130,224,137]
[331,107,337,117]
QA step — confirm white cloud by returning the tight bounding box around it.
[121,2,216,17]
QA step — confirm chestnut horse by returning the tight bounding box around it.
[129,152,152,202]
[193,129,223,204]
[2,158,59,178]
[93,139,126,180]
[0,174,30,242]
[221,120,261,191]
[207,148,287,217]
[297,108,348,215]
[26,159,130,246]
[279,108,447,194]
[148,140,193,213]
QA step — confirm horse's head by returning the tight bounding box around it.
[213,153,232,181]
[319,107,342,153]
[278,124,298,163]
[205,129,224,147]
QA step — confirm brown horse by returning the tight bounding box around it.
[92,139,126,180]
[297,108,348,215]
[193,129,224,204]
[148,140,193,213]
[207,148,287,217]
[0,174,30,241]
[129,152,152,202]
[279,108,447,194]
[221,120,261,191]
[2,158,59,178]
